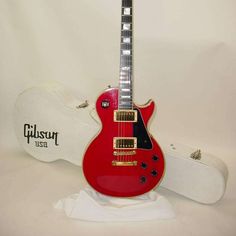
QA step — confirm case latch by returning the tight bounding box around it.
[76,100,89,109]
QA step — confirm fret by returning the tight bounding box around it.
[120,68,131,73]
[120,62,132,68]
[120,69,131,73]
[121,57,132,62]
[120,78,131,82]
[121,58,132,63]
[121,30,132,37]
[121,93,132,97]
[121,43,132,50]
[119,106,133,109]
[120,79,130,82]
[119,97,132,102]
[122,0,132,7]
[120,75,131,79]
[119,104,132,108]
[120,71,132,76]
[119,104,132,109]
[119,100,131,103]
[121,54,132,58]
[120,86,131,91]
[120,72,131,77]
[119,99,133,105]
[122,16,132,23]
[120,79,131,82]
[119,92,132,96]
[120,97,132,103]
[120,78,132,81]
[120,75,132,79]
[120,68,130,72]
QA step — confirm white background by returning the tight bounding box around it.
[0,0,236,235]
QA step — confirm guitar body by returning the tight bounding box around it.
[82,88,165,197]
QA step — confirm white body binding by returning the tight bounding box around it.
[14,82,228,204]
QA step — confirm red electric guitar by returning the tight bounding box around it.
[82,0,165,197]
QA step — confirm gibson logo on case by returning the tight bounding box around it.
[24,124,59,147]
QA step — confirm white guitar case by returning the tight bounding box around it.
[14,82,228,204]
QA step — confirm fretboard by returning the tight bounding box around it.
[119,0,133,110]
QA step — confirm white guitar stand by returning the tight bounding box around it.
[14,82,228,206]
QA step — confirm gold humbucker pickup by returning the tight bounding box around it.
[112,161,138,166]
[114,110,137,122]
[113,137,137,149]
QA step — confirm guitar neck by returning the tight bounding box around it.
[119,0,133,110]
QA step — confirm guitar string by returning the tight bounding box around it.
[118,1,123,164]
[119,0,133,164]
[126,0,132,164]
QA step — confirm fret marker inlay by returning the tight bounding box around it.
[122,66,130,70]
[124,8,131,15]
[123,37,131,43]
[122,50,131,55]
[121,95,131,99]
[120,81,131,84]
[122,88,131,92]
[123,23,131,30]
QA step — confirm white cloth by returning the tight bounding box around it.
[54,187,175,222]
